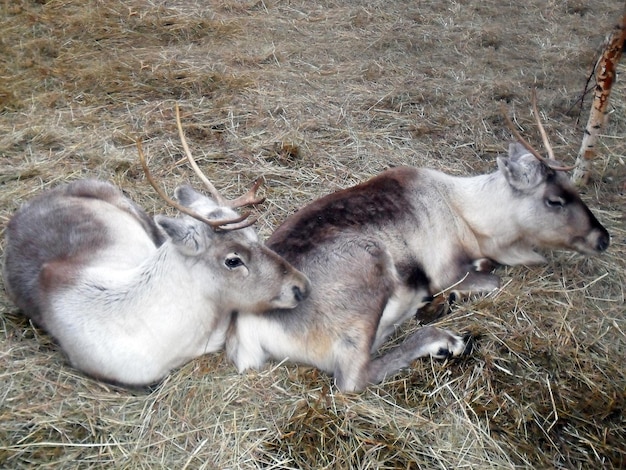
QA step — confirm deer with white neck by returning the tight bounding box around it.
[226,94,610,393]
[2,107,310,387]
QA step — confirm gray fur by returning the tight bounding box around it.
[2,179,310,386]
[226,143,609,392]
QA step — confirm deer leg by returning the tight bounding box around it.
[416,269,500,323]
[415,295,451,323]
[328,308,384,393]
[447,270,500,302]
[333,353,374,393]
[471,257,497,273]
[326,293,395,393]
[367,326,468,386]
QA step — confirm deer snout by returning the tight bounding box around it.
[595,229,610,252]
[585,226,610,253]
[270,273,310,310]
[573,226,610,255]
[292,285,306,302]
[581,210,610,253]
[292,275,311,302]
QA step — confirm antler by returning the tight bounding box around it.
[174,104,266,209]
[136,139,254,230]
[530,89,556,161]
[136,104,269,231]
[500,91,575,172]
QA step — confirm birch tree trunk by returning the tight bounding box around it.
[572,12,626,185]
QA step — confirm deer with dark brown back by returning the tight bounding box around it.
[226,93,610,393]
[2,106,310,387]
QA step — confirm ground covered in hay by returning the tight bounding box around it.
[1,0,625,468]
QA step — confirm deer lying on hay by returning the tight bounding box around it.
[226,97,610,393]
[2,108,310,387]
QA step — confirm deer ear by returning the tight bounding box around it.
[175,185,220,215]
[155,215,207,255]
[174,185,203,207]
[497,155,545,192]
[507,142,528,160]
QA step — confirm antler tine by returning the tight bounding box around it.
[216,214,259,231]
[136,139,251,230]
[531,89,556,161]
[227,177,266,209]
[174,104,227,206]
[500,102,575,172]
[211,179,265,229]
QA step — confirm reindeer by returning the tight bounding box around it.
[2,107,310,387]
[226,95,610,392]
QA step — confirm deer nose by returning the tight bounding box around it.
[596,231,610,252]
[292,285,306,302]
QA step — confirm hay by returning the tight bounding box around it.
[1,0,625,468]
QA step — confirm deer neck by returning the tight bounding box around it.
[85,242,209,314]
[441,171,544,265]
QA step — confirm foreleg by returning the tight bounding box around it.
[367,326,469,385]
[416,264,500,323]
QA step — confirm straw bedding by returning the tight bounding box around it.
[1,1,624,468]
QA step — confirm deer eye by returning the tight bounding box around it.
[225,254,244,269]
[545,196,565,209]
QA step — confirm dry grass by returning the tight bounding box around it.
[1,0,625,468]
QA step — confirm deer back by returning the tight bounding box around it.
[2,179,163,328]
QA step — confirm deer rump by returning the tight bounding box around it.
[226,143,610,393]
